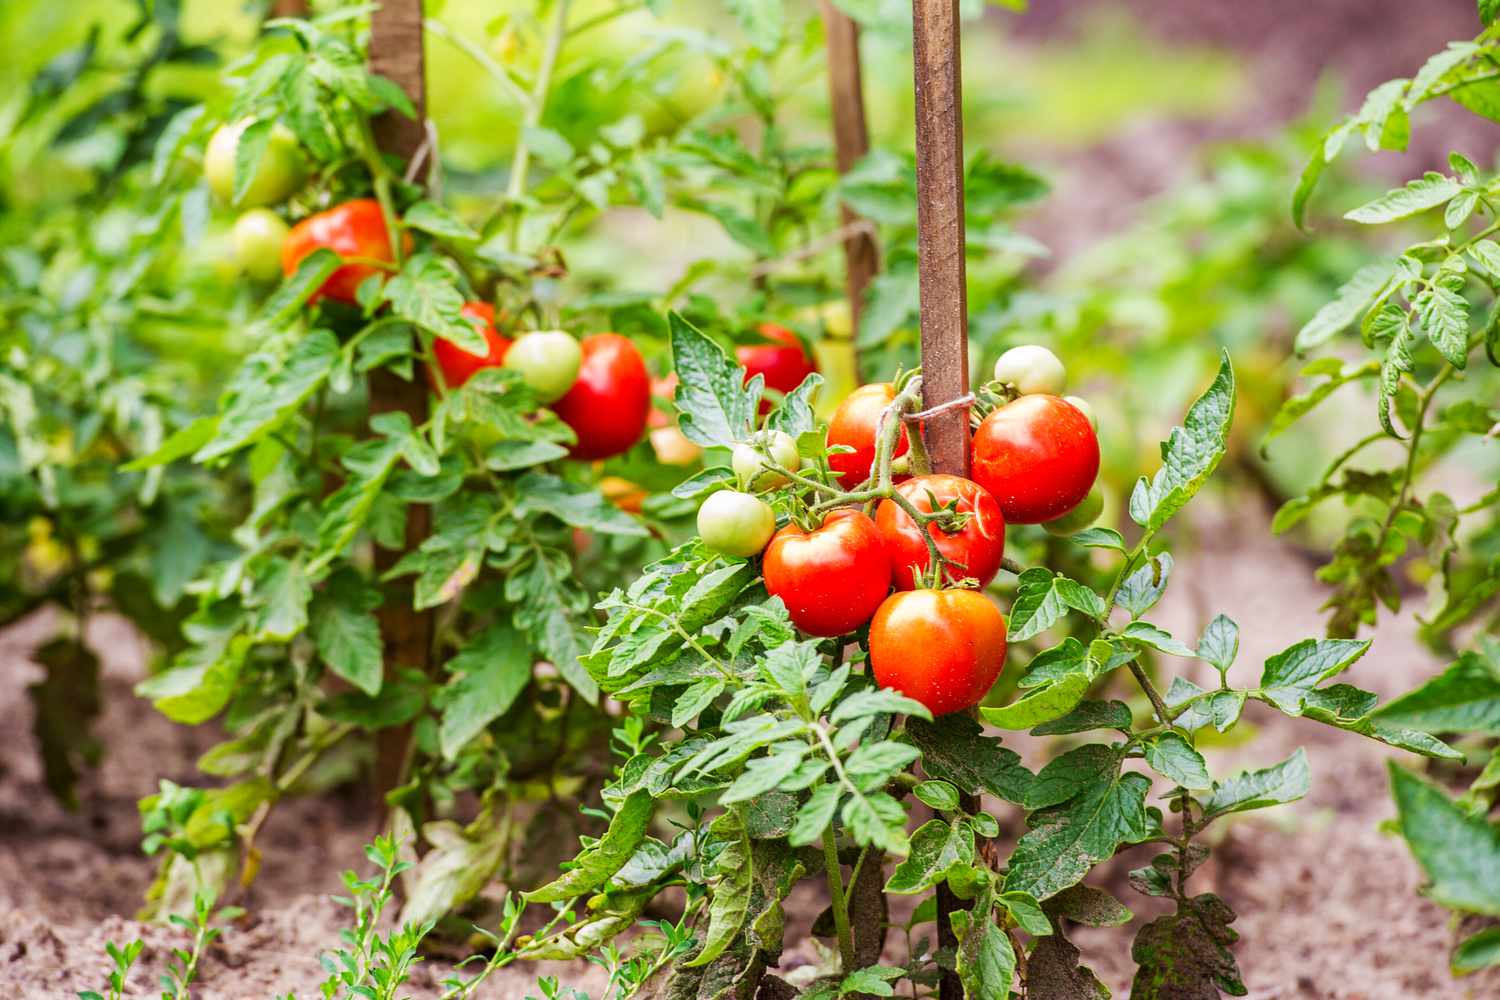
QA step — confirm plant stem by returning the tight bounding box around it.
[507,0,572,250]
[822,822,857,971]
[1128,660,1174,729]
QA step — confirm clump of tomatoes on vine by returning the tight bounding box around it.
[691,337,1103,717]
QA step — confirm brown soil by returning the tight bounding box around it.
[5,500,1498,999]
[6,2,1499,998]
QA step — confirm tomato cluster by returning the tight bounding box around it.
[201,118,656,463]
[690,343,1103,717]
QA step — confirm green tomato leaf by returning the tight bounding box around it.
[1129,352,1235,533]
[1389,763,1500,917]
[885,818,974,894]
[1142,733,1211,790]
[311,570,384,696]
[1007,568,1107,642]
[1199,748,1309,822]
[907,714,1034,804]
[437,621,533,759]
[525,790,654,903]
[1344,171,1462,224]
[669,312,758,447]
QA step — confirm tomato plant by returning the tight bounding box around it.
[1269,7,1500,974]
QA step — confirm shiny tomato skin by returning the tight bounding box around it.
[553,333,651,460]
[971,394,1100,525]
[826,383,910,489]
[281,198,403,304]
[869,588,1007,716]
[762,509,890,637]
[737,324,817,412]
[432,302,512,388]
[875,474,1006,591]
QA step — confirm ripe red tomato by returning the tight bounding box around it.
[874,474,1005,591]
[553,334,651,460]
[971,394,1099,525]
[281,198,405,305]
[869,588,1006,716]
[826,383,909,489]
[737,324,817,412]
[432,302,511,388]
[762,509,890,637]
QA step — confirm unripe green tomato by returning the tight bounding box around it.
[1042,486,1104,536]
[731,430,800,490]
[993,344,1066,395]
[204,119,306,208]
[504,331,583,403]
[232,208,290,281]
[1063,394,1098,431]
[697,490,775,558]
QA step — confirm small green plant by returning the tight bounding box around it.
[78,940,143,1000]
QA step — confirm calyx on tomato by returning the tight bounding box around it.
[826,382,909,490]
[281,198,406,305]
[762,508,890,637]
[971,393,1099,525]
[869,588,1006,716]
[874,474,1005,591]
[552,333,651,460]
[432,302,512,388]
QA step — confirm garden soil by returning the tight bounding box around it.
[6,1,1500,996]
[5,499,1498,999]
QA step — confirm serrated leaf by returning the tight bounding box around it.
[981,673,1092,730]
[514,472,648,536]
[669,312,757,447]
[1030,700,1133,736]
[1115,552,1174,617]
[789,783,841,847]
[1196,615,1239,677]
[196,331,339,462]
[383,253,480,352]
[1143,733,1211,790]
[1345,172,1461,224]
[1008,568,1107,642]
[907,714,1034,804]
[1130,353,1235,533]
[885,819,974,894]
[311,571,383,696]
[1294,262,1394,351]
[1371,647,1500,735]
[525,791,654,903]
[1389,763,1500,916]
[1130,893,1245,1000]
[437,622,532,758]
[1256,638,1371,713]
[1199,748,1309,822]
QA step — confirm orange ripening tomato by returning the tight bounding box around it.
[432,302,512,388]
[553,334,651,460]
[762,509,890,637]
[971,394,1100,524]
[281,198,407,305]
[874,474,1005,591]
[737,324,817,413]
[600,476,649,514]
[827,383,910,489]
[869,588,1006,716]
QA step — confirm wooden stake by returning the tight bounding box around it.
[820,0,879,349]
[367,0,433,810]
[911,0,970,479]
[910,5,971,998]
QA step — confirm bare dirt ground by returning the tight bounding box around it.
[4,500,1498,999]
[6,1,1499,997]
